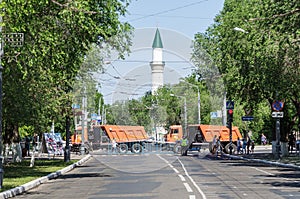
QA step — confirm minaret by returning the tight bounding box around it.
[150,28,165,94]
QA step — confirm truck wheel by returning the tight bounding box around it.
[131,143,142,153]
[225,143,237,154]
[173,143,181,154]
[118,144,128,154]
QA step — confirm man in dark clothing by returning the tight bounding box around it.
[288,133,296,153]
[25,136,31,156]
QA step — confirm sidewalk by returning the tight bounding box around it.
[224,145,300,170]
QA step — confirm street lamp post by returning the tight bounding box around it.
[181,81,201,124]
[171,94,187,135]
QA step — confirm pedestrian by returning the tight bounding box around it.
[288,133,296,153]
[242,138,247,154]
[261,133,267,145]
[216,136,222,156]
[181,136,189,156]
[247,138,251,154]
[25,136,31,156]
[250,141,255,154]
[112,138,117,153]
[237,137,241,154]
[32,133,38,152]
[211,135,217,154]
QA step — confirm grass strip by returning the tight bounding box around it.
[1,159,77,192]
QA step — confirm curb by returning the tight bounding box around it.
[0,154,92,199]
[223,154,300,170]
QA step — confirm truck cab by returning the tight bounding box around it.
[165,125,183,143]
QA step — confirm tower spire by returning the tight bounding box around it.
[150,28,165,94]
[152,28,163,48]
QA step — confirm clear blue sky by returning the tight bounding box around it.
[122,0,225,39]
[99,0,225,104]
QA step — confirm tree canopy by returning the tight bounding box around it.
[193,0,300,141]
[1,0,132,142]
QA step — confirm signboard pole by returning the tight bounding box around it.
[275,118,281,159]
[229,120,232,155]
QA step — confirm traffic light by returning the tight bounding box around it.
[227,109,234,123]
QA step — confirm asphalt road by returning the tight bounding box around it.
[12,148,300,199]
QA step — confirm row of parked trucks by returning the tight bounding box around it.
[74,123,242,155]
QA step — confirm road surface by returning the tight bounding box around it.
[14,148,300,199]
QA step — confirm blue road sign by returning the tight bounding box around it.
[72,104,80,109]
[210,112,218,119]
[242,116,254,121]
[272,101,284,111]
[91,113,98,119]
[226,101,234,110]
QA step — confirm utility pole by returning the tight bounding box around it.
[0,7,24,187]
[0,8,3,187]
[183,97,187,136]
[170,94,187,135]
[80,87,86,155]
[182,81,201,124]
[275,119,281,159]
[98,97,102,125]
[226,100,234,155]
[223,92,227,126]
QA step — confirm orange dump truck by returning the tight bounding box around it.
[70,126,89,153]
[90,125,149,154]
[168,124,242,155]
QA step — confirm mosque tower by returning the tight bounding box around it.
[150,28,165,94]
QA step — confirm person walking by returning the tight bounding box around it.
[111,139,117,153]
[247,138,251,155]
[242,138,247,154]
[32,133,38,152]
[25,136,31,156]
[211,135,217,154]
[250,140,255,154]
[181,136,189,156]
[216,136,222,156]
[237,137,241,154]
[261,133,267,145]
[288,133,296,153]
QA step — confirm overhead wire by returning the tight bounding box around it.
[128,0,210,22]
[129,14,211,20]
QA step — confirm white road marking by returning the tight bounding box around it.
[189,195,196,199]
[184,183,193,192]
[252,167,274,176]
[172,167,180,173]
[178,174,186,181]
[157,154,207,199]
[178,158,207,199]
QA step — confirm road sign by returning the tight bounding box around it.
[272,101,284,111]
[210,112,218,119]
[272,112,283,118]
[210,111,222,119]
[91,113,97,120]
[72,104,80,109]
[226,101,234,110]
[242,116,254,121]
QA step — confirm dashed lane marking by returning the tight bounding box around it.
[184,182,193,192]
[178,174,186,182]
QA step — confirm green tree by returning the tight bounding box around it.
[1,0,132,143]
[193,0,300,147]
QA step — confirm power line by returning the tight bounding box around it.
[129,0,209,22]
[114,60,193,63]
[129,14,211,20]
